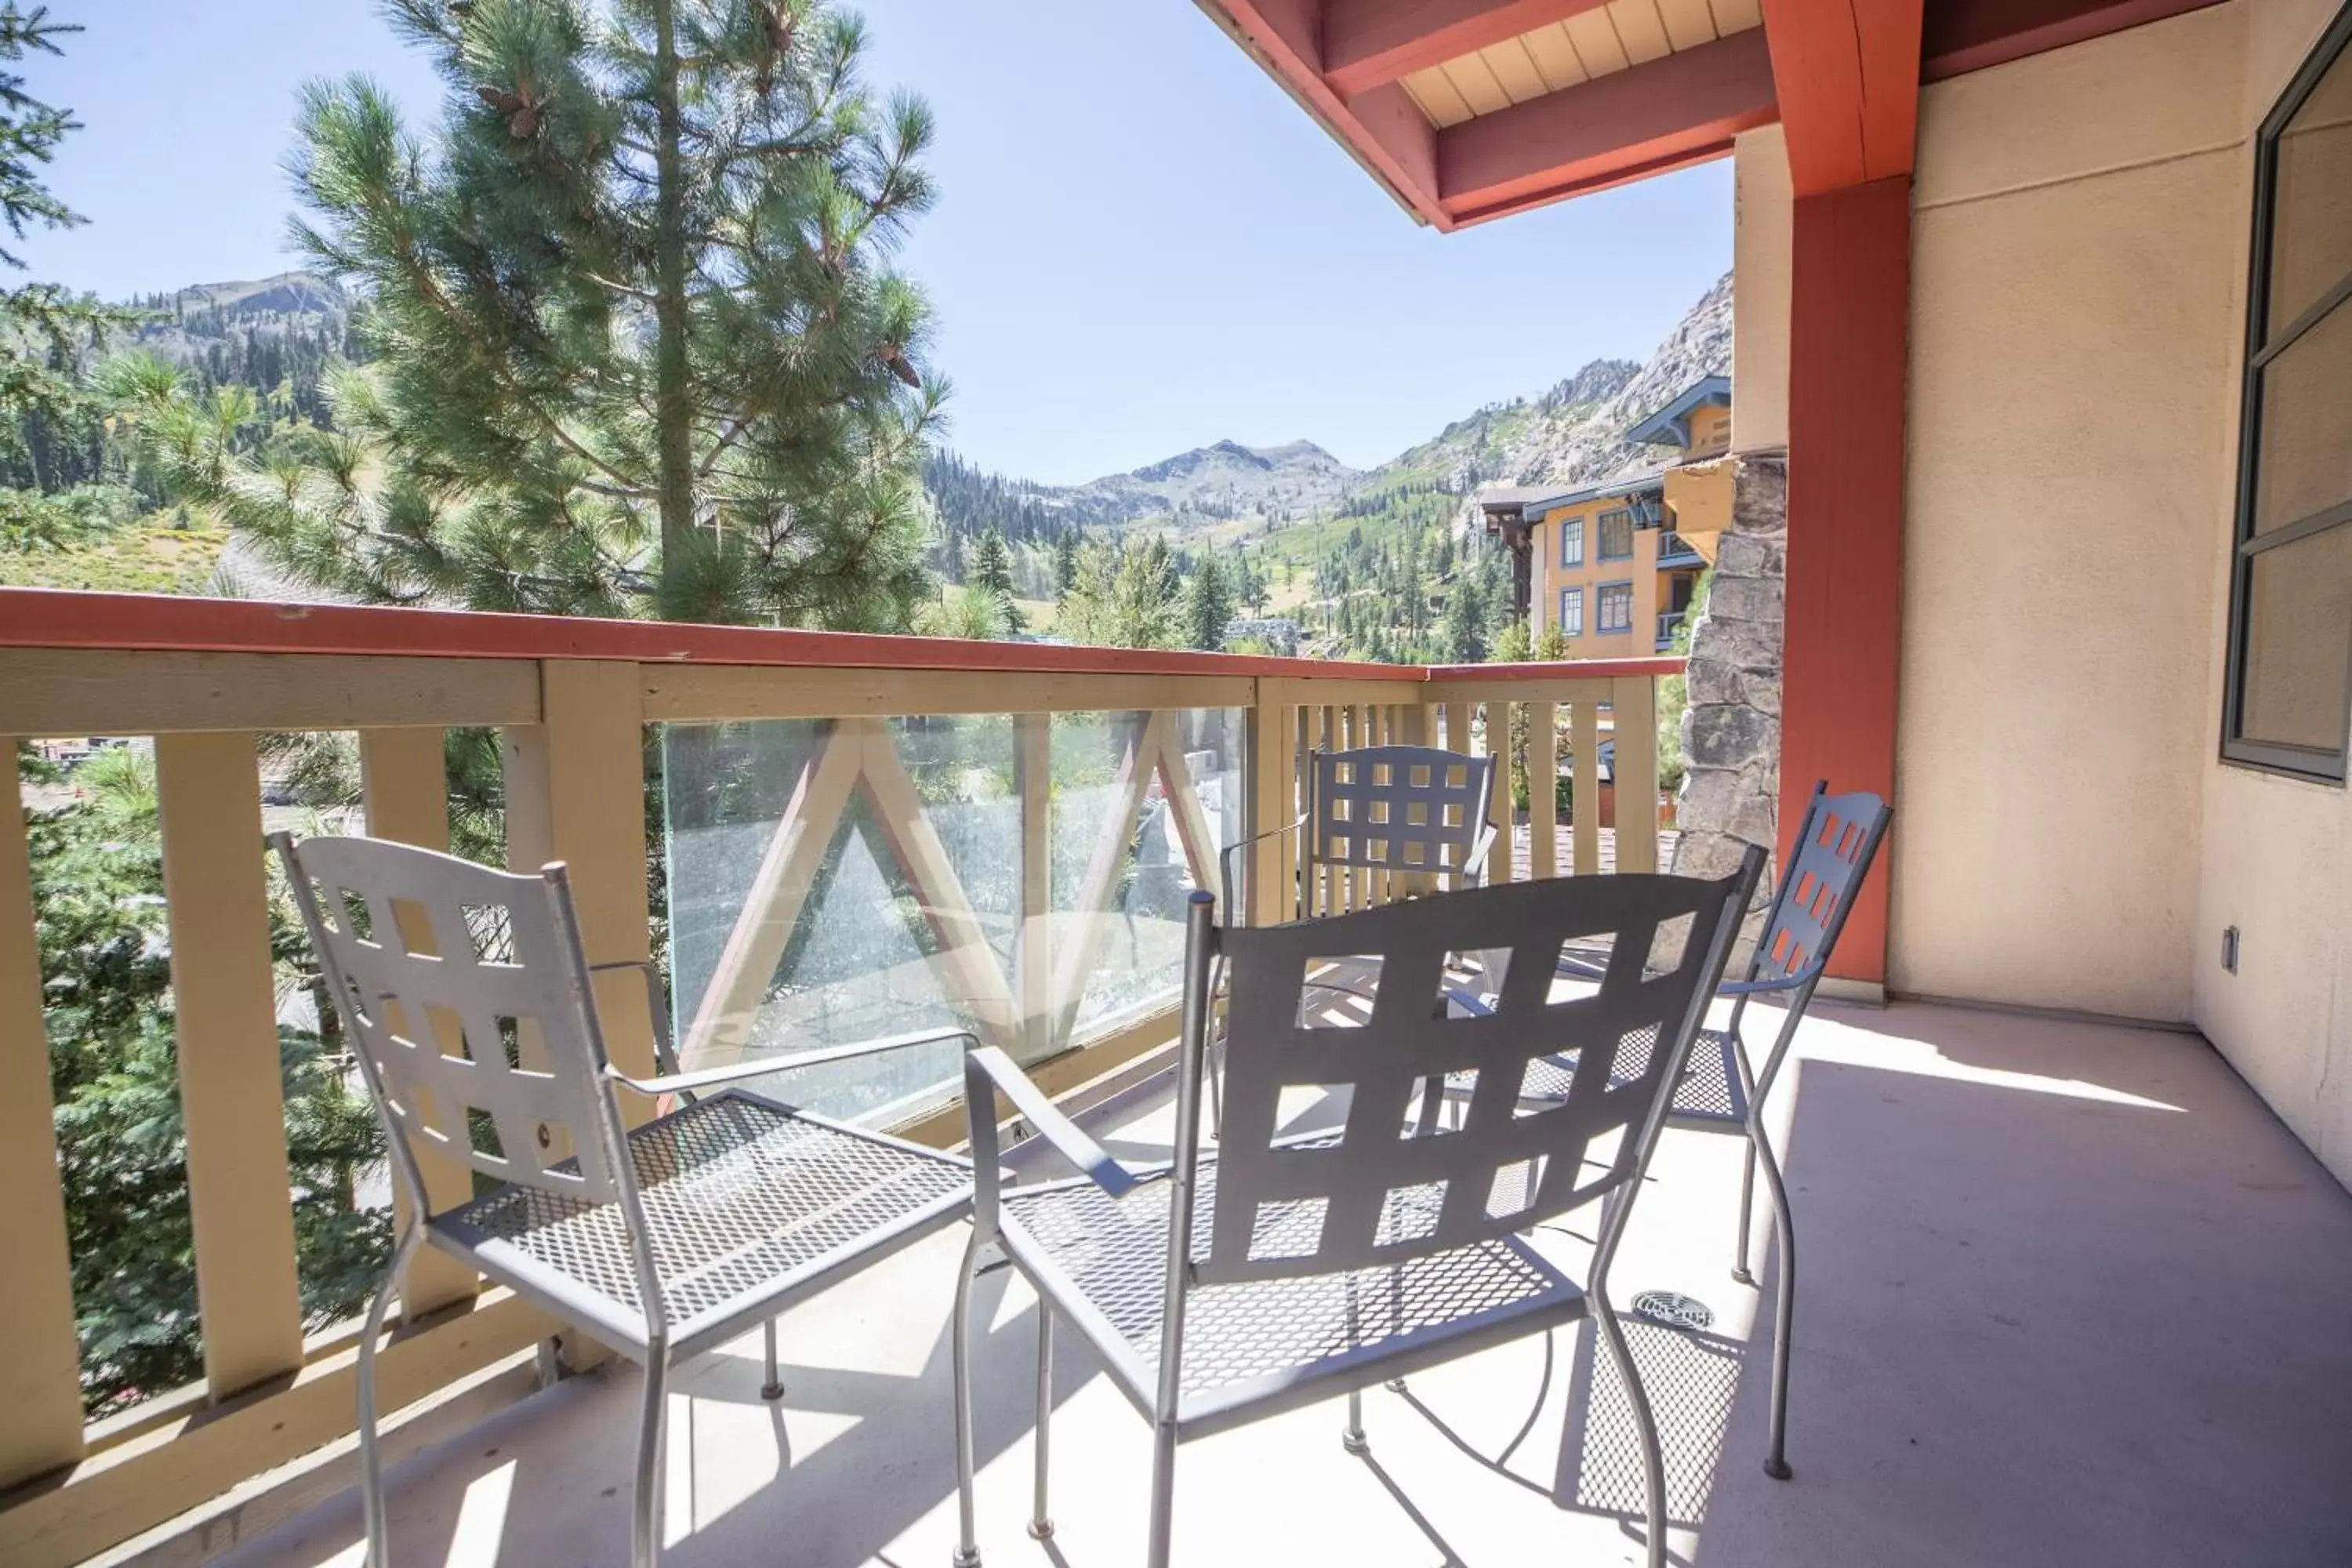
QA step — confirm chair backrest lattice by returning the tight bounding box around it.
[1308,746,1496,879]
[275,833,624,1210]
[1751,785,1892,988]
[1198,859,1759,1287]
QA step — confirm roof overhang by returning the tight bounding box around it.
[1626,373,1733,448]
[1192,0,2228,223]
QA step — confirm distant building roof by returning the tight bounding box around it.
[1478,470,1665,523]
[1625,374,1733,449]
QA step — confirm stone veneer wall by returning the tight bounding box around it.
[1670,453,1787,938]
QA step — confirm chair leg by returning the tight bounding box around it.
[1731,1135,1759,1287]
[1029,1305,1054,1540]
[1343,1387,1368,1455]
[632,1350,671,1568]
[1145,1424,1178,1568]
[952,1235,984,1568]
[761,1318,784,1401]
[1750,1122,1798,1481]
[356,1223,421,1568]
[1592,1298,1668,1568]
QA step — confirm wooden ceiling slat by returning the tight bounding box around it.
[1521,22,1592,88]
[1483,37,1555,101]
[1708,0,1766,33]
[1610,0,1675,64]
[1655,0,1721,49]
[1563,7,1635,74]
[1446,50,1516,114]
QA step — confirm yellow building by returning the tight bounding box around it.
[1480,375,1733,655]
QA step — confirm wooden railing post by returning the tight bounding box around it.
[1483,702,1512,887]
[1529,700,1558,880]
[0,742,85,1488]
[1613,675,1661,873]
[154,730,305,1402]
[1572,697,1602,876]
[502,662,655,1103]
[1246,693,1291,927]
[358,727,478,1319]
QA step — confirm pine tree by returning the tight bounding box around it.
[1180,549,1233,652]
[142,0,945,627]
[1059,535,1178,650]
[0,5,137,550]
[1051,527,1080,599]
[968,524,1024,633]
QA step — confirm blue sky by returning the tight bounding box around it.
[19,1,1730,485]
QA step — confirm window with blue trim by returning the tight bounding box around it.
[1598,509,1634,561]
[1559,517,1583,568]
[1559,586,1583,637]
[1598,582,1633,634]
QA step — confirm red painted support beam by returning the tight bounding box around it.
[1921,0,2223,80]
[1437,28,1779,223]
[1780,176,1911,987]
[1205,0,1452,227]
[1760,0,1924,194]
[1323,0,1613,96]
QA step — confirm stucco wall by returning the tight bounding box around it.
[1891,3,2252,1018]
[1731,125,1790,456]
[2194,0,2352,1186]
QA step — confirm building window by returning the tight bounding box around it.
[2225,5,2352,781]
[1560,517,1583,567]
[1559,586,1583,637]
[1598,581,1633,634]
[1599,508,1635,561]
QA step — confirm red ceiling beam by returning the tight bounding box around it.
[1323,0,1614,96]
[1437,28,1780,223]
[1760,0,1924,195]
[1921,0,2223,81]
[1202,0,1453,227]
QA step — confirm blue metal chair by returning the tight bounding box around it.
[1490,781,1892,1479]
[949,850,1765,1568]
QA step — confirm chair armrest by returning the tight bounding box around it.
[1220,816,1307,926]
[964,1047,1138,1200]
[607,1025,978,1099]
[1461,818,1499,887]
[1718,958,1828,998]
[1439,985,1495,1018]
[587,957,682,1079]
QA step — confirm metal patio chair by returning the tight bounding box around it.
[1464,781,1891,1479]
[1208,742,1501,1127]
[949,849,1765,1568]
[273,833,977,1568]
[1219,742,1501,925]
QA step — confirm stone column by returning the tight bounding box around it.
[1671,453,1786,941]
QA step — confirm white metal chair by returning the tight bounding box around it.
[949,850,1764,1568]
[274,832,977,1568]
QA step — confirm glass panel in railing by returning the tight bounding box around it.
[660,714,1022,1123]
[1047,708,1244,1044]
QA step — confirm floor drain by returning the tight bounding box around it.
[1631,1290,1713,1331]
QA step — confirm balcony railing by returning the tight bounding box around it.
[0,587,1681,1566]
[1655,530,1701,564]
[1657,610,1687,649]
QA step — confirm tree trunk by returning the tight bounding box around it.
[652,0,696,599]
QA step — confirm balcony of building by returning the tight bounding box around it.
[4,585,2350,1566]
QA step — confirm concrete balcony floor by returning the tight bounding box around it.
[212,1001,2352,1568]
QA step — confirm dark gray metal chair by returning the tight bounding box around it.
[949,851,1765,1568]
[273,833,976,1568]
[1220,743,1501,923]
[1484,781,1892,1479]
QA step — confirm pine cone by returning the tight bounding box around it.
[883,350,920,389]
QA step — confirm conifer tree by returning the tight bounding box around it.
[169,0,946,626]
[1179,549,1232,652]
[968,524,1023,633]
[1051,526,1080,599]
